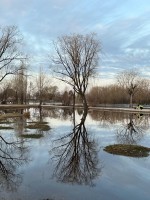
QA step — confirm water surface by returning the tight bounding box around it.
[0,108,150,200]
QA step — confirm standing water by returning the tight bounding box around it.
[0,108,150,200]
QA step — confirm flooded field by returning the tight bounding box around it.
[0,108,150,200]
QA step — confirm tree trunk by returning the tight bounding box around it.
[20,91,24,104]
[80,93,88,110]
[129,94,133,108]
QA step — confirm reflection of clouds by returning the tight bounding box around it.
[42,108,99,127]
[89,110,128,128]
[89,111,150,144]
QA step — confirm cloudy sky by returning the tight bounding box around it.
[0,0,150,86]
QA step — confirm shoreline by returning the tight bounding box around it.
[0,104,149,114]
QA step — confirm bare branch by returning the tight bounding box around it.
[116,69,142,107]
[0,25,26,83]
[52,33,101,108]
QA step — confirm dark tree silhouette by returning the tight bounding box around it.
[52,33,100,109]
[0,26,27,83]
[51,109,102,186]
[0,134,28,191]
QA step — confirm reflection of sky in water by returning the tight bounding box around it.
[0,109,150,200]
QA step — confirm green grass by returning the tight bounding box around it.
[20,133,43,139]
[104,144,150,157]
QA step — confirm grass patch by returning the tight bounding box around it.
[27,121,48,124]
[104,144,150,157]
[0,121,13,124]
[0,126,13,130]
[25,121,50,131]
[20,133,43,139]
[0,113,22,120]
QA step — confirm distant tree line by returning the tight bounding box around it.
[0,73,150,106]
[87,81,150,106]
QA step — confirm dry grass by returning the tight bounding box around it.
[104,144,150,157]
[26,121,51,131]
[20,133,43,139]
[23,111,30,119]
[0,113,22,120]
[0,126,13,130]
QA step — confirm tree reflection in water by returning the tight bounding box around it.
[51,109,101,186]
[116,113,149,144]
[89,110,149,145]
[0,134,28,192]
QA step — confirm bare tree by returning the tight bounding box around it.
[135,79,150,104]
[116,69,141,108]
[36,67,49,106]
[0,25,26,83]
[0,81,11,103]
[52,33,100,109]
[12,61,28,104]
[61,90,73,106]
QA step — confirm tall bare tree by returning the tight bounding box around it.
[12,61,28,104]
[116,69,141,108]
[52,33,100,109]
[36,67,49,106]
[0,25,26,83]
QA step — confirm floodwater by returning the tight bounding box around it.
[0,108,150,200]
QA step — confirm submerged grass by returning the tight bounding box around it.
[26,121,50,131]
[0,126,13,130]
[20,133,43,139]
[104,144,150,157]
[0,113,22,120]
[27,121,48,124]
[0,121,13,124]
